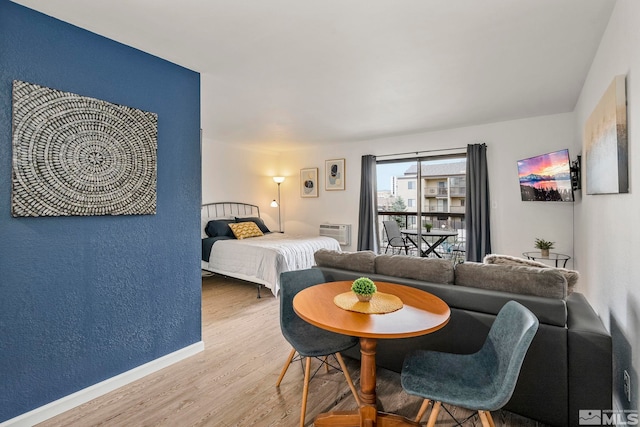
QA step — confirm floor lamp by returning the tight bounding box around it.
[271,176,285,232]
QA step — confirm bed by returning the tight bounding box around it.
[201,202,341,297]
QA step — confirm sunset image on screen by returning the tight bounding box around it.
[517,149,573,202]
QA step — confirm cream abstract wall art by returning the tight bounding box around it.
[325,158,345,191]
[11,81,158,217]
[583,75,628,195]
[300,167,318,198]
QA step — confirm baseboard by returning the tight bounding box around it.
[1,341,205,427]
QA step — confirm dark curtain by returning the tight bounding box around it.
[465,143,492,261]
[357,155,379,252]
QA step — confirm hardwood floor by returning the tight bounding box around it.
[38,275,548,426]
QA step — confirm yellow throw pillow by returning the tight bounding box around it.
[228,221,264,239]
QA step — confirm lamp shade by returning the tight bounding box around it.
[273,176,285,184]
[270,200,278,207]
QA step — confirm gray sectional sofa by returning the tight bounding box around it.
[308,250,612,427]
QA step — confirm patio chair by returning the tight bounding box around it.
[401,301,539,426]
[451,229,466,263]
[383,220,412,255]
[437,230,466,262]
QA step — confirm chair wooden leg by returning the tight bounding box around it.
[300,357,311,427]
[335,352,360,406]
[276,348,297,387]
[323,355,329,373]
[414,399,431,422]
[487,411,496,427]
[479,410,495,427]
[426,401,441,427]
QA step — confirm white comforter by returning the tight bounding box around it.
[203,233,341,296]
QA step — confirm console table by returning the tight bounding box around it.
[522,251,571,268]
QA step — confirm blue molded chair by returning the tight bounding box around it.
[401,301,539,427]
[276,269,360,427]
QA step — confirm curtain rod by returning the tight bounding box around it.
[375,146,469,159]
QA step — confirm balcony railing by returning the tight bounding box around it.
[425,187,448,197]
[450,186,466,197]
[378,210,466,258]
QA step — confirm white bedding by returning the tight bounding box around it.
[202,233,341,296]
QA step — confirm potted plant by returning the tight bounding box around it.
[534,238,554,258]
[423,221,433,232]
[351,277,377,302]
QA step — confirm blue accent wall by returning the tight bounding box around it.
[0,1,202,421]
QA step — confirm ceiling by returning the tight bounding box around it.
[12,0,616,151]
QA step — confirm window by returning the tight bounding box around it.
[376,154,467,246]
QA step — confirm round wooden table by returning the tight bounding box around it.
[293,281,450,427]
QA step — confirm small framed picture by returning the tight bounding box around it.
[300,167,319,198]
[325,158,345,191]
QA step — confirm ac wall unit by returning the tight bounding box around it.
[319,224,351,246]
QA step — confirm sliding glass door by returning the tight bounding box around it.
[376,155,467,257]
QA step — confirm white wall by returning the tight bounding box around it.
[573,0,640,410]
[200,72,284,231]
[281,113,576,264]
[201,137,282,231]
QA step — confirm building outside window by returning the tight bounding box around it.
[376,156,466,234]
[393,158,466,215]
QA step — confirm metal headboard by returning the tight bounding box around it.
[201,202,260,220]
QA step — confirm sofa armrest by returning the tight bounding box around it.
[567,292,612,426]
[443,285,568,327]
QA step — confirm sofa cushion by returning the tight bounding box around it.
[483,254,578,294]
[314,249,376,274]
[455,262,567,299]
[375,254,454,285]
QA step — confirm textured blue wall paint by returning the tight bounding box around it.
[0,1,202,421]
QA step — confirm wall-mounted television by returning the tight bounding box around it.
[517,149,574,202]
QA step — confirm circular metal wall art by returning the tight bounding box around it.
[11,80,158,217]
